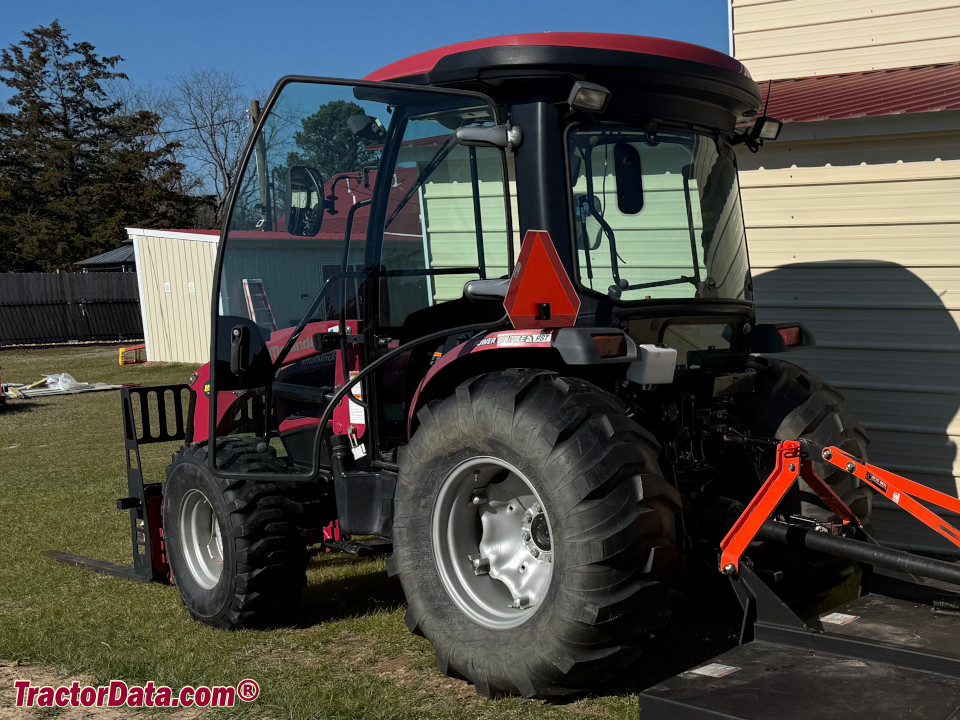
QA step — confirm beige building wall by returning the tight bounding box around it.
[128,229,218,364]
[737,117,960,550]
[731,0,960,79]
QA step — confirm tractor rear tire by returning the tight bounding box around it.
[162,441,308,629]
[390,370,681,698]
[739,356,872,524]
[736,357,872,603]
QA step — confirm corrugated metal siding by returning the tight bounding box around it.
[754,64,960,123]
[739,132,960,551]
[136,235,217,364]
[732,0,960,80]
[420,154,513,303]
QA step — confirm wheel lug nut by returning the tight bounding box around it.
[509,596,530,609]
[470,555,490,575]
[522,531,531,541]
[531,548,540,558]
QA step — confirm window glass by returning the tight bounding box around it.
[379,112,510,327]
[568,127,750,302]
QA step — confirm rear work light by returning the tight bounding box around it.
[568,81,611,113]
[591,333,628,357]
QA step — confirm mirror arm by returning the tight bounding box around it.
[326,172,361,216]
[455,122,522,152]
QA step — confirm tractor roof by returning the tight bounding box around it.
[365,33,761,130]
[366,33,749,82]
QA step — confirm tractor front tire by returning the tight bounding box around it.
[162,441,307,629]
[390,370,680,698]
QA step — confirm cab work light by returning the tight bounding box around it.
[568,81,611,112]
[756,116,783,141]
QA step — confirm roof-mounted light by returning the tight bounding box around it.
[731,115,783,153]
[756,117,782,141]
[567,81,611,113]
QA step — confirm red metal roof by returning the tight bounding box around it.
[365,32,748,82]
[758,63,960,124]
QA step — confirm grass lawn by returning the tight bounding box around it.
[0,344,742,719]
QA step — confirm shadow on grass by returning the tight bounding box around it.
[299,560,406,626]
[0,401,48,415]
[296,554,744,698]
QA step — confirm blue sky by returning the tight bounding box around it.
[1,0,730,103]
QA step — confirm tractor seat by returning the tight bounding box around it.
[399,281,507,344]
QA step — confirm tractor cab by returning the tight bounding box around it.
[209,33,770,477]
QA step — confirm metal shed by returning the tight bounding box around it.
[731,0,960,552]
[127,228,219,364]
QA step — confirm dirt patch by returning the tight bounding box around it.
[0,660,203,719]
[372,653,487,707]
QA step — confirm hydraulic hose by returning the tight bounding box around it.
[313,313,511,458]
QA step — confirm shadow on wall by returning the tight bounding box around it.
[753,260,960,553]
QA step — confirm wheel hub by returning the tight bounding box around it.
[432,457,554,629]
[179,488,224,590]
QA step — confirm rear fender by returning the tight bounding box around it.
[407,326,637,436]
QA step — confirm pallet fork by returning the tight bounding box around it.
[640,439,960,719]
[45,385,191,583]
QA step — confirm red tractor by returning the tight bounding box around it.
[77,34,878,698]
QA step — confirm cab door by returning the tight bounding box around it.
[209,79,514,479]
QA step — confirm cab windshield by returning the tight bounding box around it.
[568,127,750,302]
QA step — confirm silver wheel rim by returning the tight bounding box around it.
[432,456,554,629]
[179,489,224,590]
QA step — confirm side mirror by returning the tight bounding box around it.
[613,142,644,215]
[347,113,386,142]
[285,165,325,236]
[215,316,273,391]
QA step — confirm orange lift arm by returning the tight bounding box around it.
[719,440,960,576]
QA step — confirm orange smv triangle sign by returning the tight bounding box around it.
[503,230,581,329]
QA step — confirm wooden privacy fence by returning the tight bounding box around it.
[0,273,143,346]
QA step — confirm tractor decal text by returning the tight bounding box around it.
[476,332,553,348]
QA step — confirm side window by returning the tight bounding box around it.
[379,115,512,328]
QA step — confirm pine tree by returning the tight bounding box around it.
[0,21,197,271]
